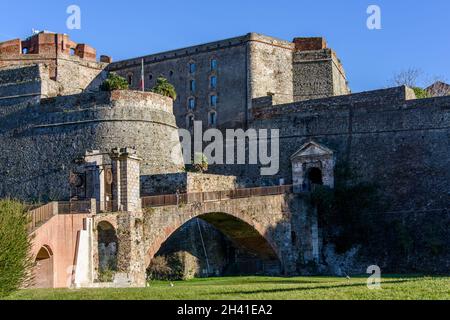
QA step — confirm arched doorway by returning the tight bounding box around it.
[97,221,118,280]
[306,167,324,190]
[147,212,281,280]
[33,245,54,288]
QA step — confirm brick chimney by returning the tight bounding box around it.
[293,37,327,51]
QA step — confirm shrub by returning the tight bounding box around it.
[98,268,115,283]
[147,256,172,280]
[151,77,177,100]
[100,73,129,91]
[0,199,33,297]
[412,87,430,99]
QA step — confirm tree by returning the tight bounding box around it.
[390,68,422,88]
[0,199,32,297]
[100,72,129,91]
[152,77,177,100]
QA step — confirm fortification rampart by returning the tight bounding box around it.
[249,87,450,211]
[0,90,183,201]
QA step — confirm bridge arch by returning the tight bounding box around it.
[143,196,289,275]
[147,211,281,276]
[32,245,54,288]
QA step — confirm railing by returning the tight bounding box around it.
[58,201,92,214]
[141,185,293,208]
[27,202,57,233]
[27,200,93,233]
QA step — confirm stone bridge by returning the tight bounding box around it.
[28,186,317,288]
[142,193,294,273]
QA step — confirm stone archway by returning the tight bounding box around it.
[97,221,118,274]
[33,245,54,288]
[143,195,290,277]
[150,212,281,278]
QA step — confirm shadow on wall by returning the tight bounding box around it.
[149,213,282,279]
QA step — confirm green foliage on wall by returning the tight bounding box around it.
[100,72,129,91]
[413,87,430,99]
[0,199,32,297]
[151,77,177,100]
[310,163,384,253]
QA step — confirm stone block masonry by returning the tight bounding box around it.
[0,89,184,201]
[108,32,350,129]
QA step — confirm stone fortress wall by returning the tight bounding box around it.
[1,31,449,279]
[210,86,450,213]
[108,33,349,129]
[0,69,183,200]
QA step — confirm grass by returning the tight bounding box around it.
[3,275,450,300]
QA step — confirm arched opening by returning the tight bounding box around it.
[97,221,118,281]
[305,167,323,191]
[147,213,280,280]
[33,245,54,288]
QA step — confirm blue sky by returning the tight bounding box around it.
[0,0,449,92]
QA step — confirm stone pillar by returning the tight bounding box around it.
[84,150,105,212]
[116,212,146,287]
[111,148,142,213]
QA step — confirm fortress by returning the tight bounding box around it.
[0,31,449,288]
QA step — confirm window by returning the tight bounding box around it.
[208,111,217,127]
[210,76,217,89]
[127,74,133,86]
[210,95,218,107]
[188,97,196,110]
[189,62,196,74]
[210,59,218,71]
[190,80,196,93]
[149,74,153,81]
[186,114,195,129]
[22,47,29,54]
[169,70,174,77]
[70,48,76,56]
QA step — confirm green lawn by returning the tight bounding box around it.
[4,276,450,300]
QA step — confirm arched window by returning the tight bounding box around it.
[189,62,196,74]
[188,97,196,110]
[190,80,196,93]
[186,114,195,129]
[208,111,217,127]
[210,76,217,89]
[22,47,29,54]
[210,94,218,107]
[70,48,76,56]
[210,58,218,71]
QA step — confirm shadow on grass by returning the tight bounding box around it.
[204,279,413,297]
